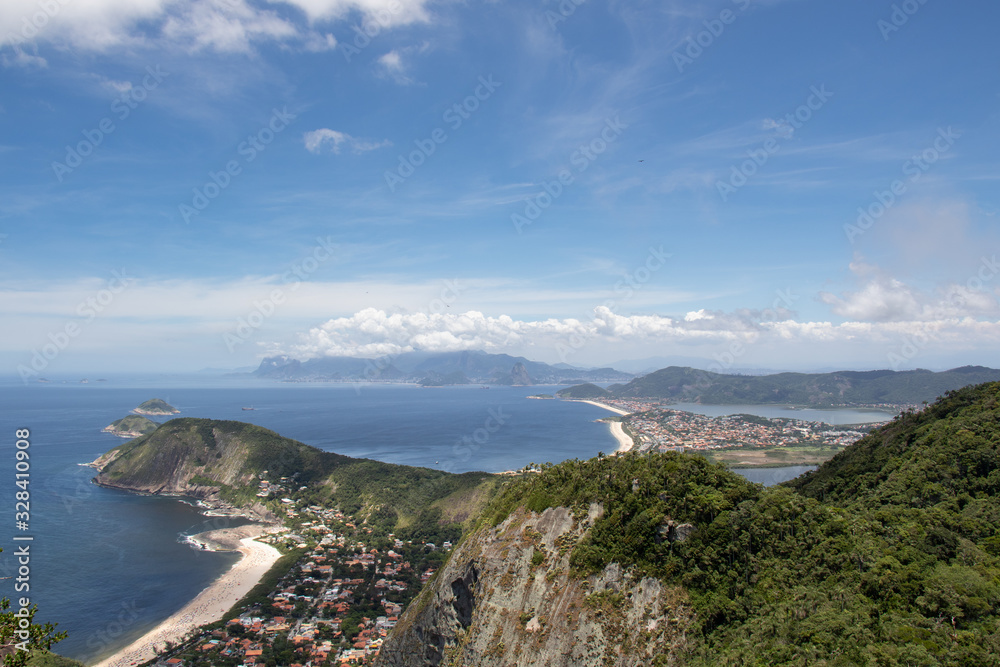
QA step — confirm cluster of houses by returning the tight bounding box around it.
[158,501,448,666]
[615,405,877,452]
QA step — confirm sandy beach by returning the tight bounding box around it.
[607,420,635,453]
[570,400,635,453]
[574,399,630,417]
[92,525,282,667]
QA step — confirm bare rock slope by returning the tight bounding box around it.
[376,503,692,666]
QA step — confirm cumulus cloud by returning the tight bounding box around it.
[303,128,391,154]
[265,296,1000,371]
[278,306,831,360]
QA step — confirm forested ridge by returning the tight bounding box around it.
[481,381,1000,665]
[594,364,1000,406]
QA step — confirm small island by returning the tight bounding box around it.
[103,415,159,438]
[527,394,555,399]
[133,398,180,415]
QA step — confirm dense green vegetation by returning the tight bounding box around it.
[579,364,1000,406]
[103,414,158,436]
[554,383,612,399]
[24,652,83,667]
[133,398,179,414]
[0,594,67,667]
[95,418,493,538]
[484,382,1000,665]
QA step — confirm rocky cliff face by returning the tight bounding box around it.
[376,504,692,666]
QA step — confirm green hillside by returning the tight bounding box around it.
[479,382,1000,665]
[25,652,84,667]
[103,414,159,437]
[589,364,1000,406]
[555,382,612,399]
[93,418,494,532]
[133,398,180,414]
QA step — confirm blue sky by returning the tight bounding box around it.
[2,0,1000,376]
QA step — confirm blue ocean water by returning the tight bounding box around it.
[0,378,623,662]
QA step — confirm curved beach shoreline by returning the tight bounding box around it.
[91,526,282,667]
[607,420,635,454]
[571,400,635,453]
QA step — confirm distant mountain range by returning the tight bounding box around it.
[558,364,1000,407]
[254,350,634,385]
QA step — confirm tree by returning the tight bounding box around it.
[0,591,66,667]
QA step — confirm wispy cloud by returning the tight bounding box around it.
[303,128,392,154]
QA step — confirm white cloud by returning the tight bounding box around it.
[1,44,46,67]
[302,30,337,51]
[162,0,298,54]
[819,259,1000,322]
[277,0,431,27]
[378,49,402,70]
[375,43,428,84]
[4,266,1000,372]
[762,117,794,139]
[303,128,391,154]
[0,0,431,53]
[376,49,413,84]
[267,305,1000,371]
